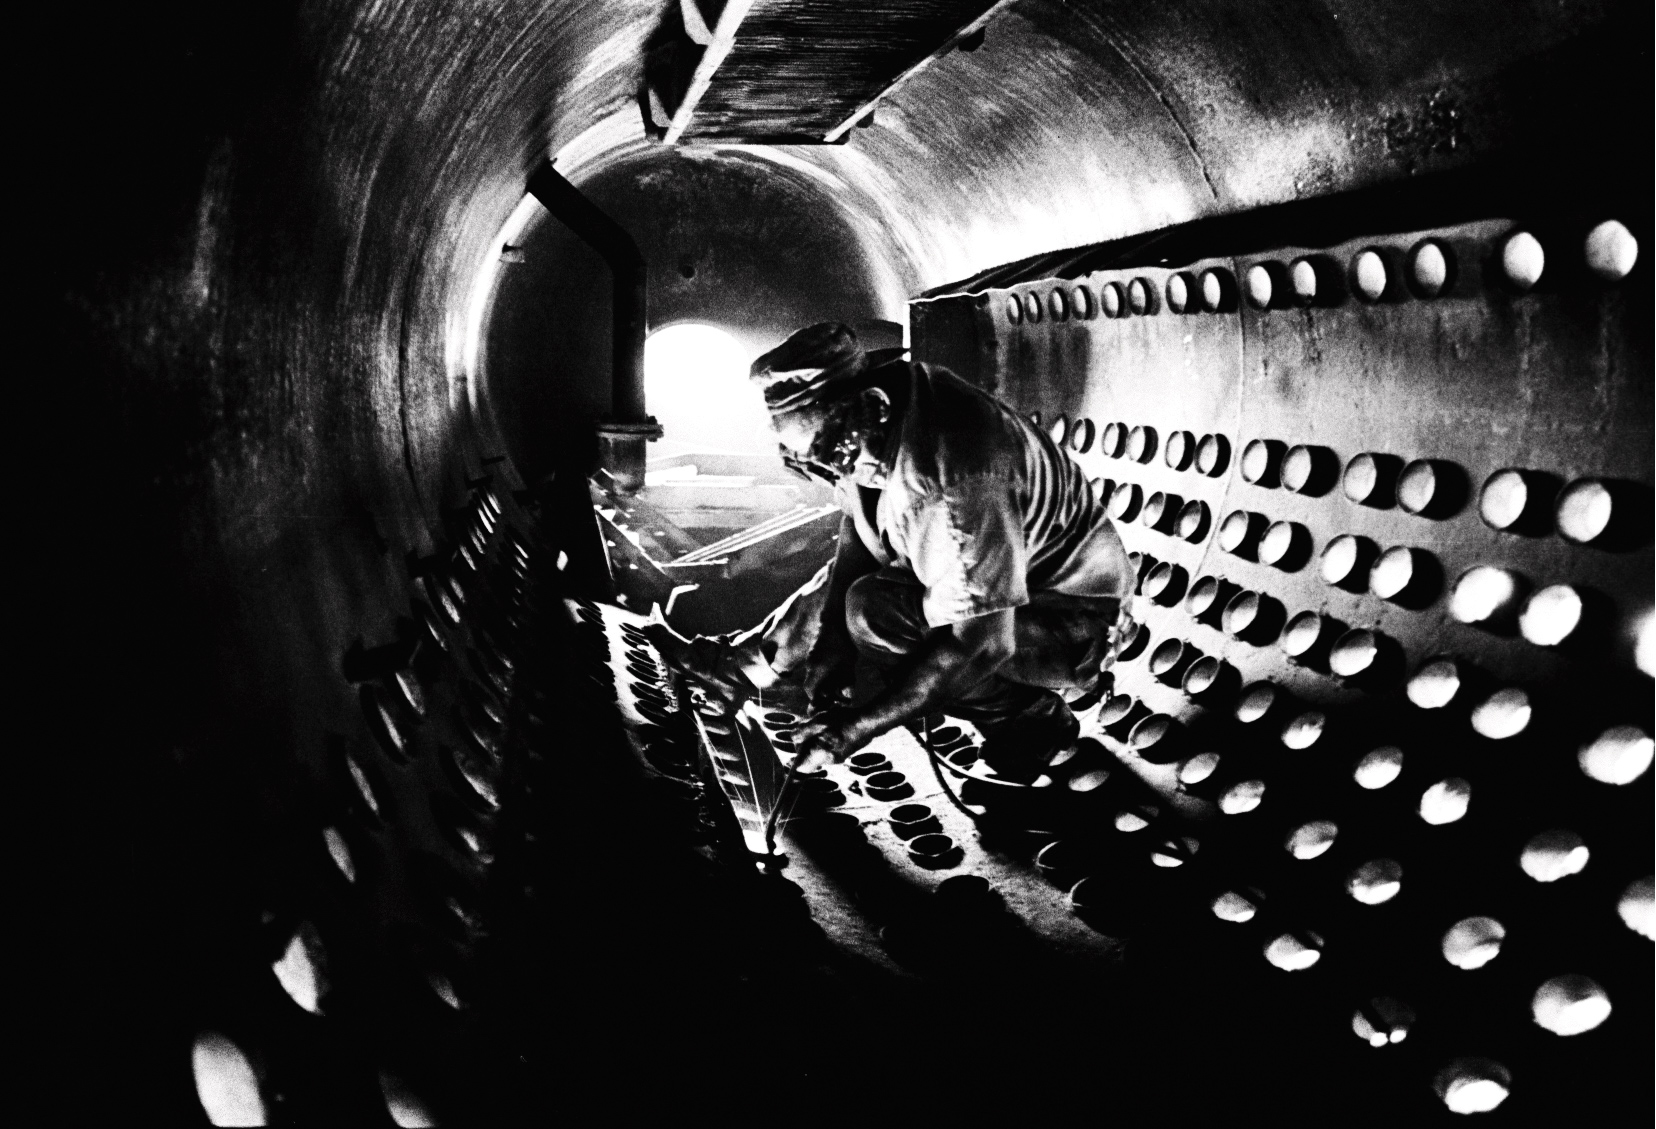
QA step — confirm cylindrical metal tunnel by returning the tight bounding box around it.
[39,0,1650,1122]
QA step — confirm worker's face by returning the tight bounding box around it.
[771,389,891,485]
[769,405,830,460]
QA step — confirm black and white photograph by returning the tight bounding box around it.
[42,0,1651,1122]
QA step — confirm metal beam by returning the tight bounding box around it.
[820,0,1020,143]
[663,0,757,145]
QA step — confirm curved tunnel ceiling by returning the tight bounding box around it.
[469,0,1641,476]
[44,0,1650,1120]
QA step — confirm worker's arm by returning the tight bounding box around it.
[800,507,879,705]
[791,606,1015,770]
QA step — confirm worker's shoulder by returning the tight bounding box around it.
[898,363,1023,483]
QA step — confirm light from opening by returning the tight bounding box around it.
[644,324,774,455]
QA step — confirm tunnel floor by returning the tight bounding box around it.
[553,591,1588,1122]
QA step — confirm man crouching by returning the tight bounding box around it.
[646,322,1136,783]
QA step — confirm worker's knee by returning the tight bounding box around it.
[844,572,927,658]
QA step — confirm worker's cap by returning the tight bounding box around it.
[750,322,906,415]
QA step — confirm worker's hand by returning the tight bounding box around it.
[790,705,868,772]
[800,629,859,708]
[641,621,755,707]
[802,652,857,710]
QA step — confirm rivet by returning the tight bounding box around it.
[1478,468,1536,530]
[1578,725,1653,784]
[1532,974,1612,1036]
[1441,916,1505,970]
[1433,1054,1513,1111]
[1195,433,1231,476]
[1211,890,1256,922]
[1098,692,1138,726]
[1143,561,1189,606]
[1127,277,1158,315]
[1126,424,1158,463]
[1555,478,1613,544]
[323,826,356,882]
[1448,566,1521,625]
[1176,499,1211,542]
[1352,249,1389,301]
[1115,619,1151,661]
[1148,636,1194,676]
[1067,768,1111,792]
[1501,230,1545,291]
[1181,656,1228,696]
[1281,444,1338,495]
[1280,611,1326,659]
[272,922,329,1014]
[1285,820,1337,859]
[1069,417,1096,452]
[1518,584,1582,646]
[1346,858,1403,904]
[1184,575,1224,617]
[1319,534,1368,588]
[193,1033,267,1127]
[1240,438,1285,486]
[1264,932,1324,971]
[1396,459,1441,514]
[1369,545,1420,601]
[1234,681,1278,723]
[1290,258,1319,304]
[1258,520,1307,568]
[1618,876,1655,938]
[1199,267,1237,312]
[1418,777,1472,824]
[1352,997,1414,1047]
[1115,809,1151,832]
[1408,240,1452,296]
[1219,779,1265,814]
[1006,295,1023,324]
[1128,713,1176,757]
[1101,281,1126,318]
[1519,828,1589,882]
[1218,509,1251,549]
[1263,930,1323,970]
[1164,430,1196,470]
[1047,414,1070,448]
[1141,490,1181,532]
[1245,264,1275,309]
[1353,746,1403,789]
[1166,272,1196,313]
[1099,421,1126,457]
[1071,284,1097,318]
[1584,219,1638,281]
[1341,451,1400,506]
[1221,588,1257,631]
[1281,710,1325,749]
[1048,289,1070,321]
[1106,481,1143,522]
[1329,628,1378,677]
[1405,657,1460,708]
[1023,292,1043,323]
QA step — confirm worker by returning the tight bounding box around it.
[646,322,1135,784]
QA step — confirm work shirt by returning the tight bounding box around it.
[847,362,1134,628]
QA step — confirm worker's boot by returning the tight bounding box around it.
[972,687,1080,786]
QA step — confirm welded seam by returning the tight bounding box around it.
[1096,27,1220,203]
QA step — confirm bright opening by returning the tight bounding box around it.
[644,323,774,458]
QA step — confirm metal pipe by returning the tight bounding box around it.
[527,160,661,493]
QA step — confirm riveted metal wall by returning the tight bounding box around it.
[911,215,1652,1118]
